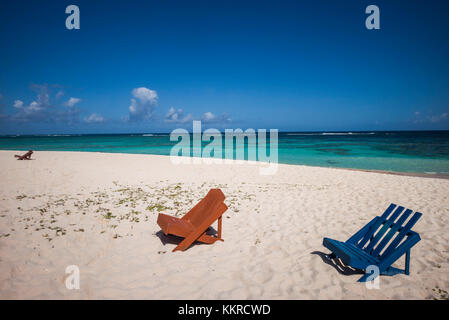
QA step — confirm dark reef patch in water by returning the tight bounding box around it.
[316,148,351,156]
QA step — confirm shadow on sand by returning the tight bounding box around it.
[155,226,219,250]
[311,251,364,276]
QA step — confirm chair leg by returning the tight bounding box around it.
[405,249,410,275]
[172,216,224,252]
[197,234,222,244]
[217,216,222,239]
[173,237,195,252]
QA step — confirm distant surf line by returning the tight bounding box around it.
[286,132,376,136]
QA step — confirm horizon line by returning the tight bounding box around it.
[1,129,449,137]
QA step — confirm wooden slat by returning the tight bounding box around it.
[349,218,377,246]
[364,205,405,253]
[380,203,398,220]
[341,242,379,264]
[357,204,397,248]
[380,212,422,259]
[357,216,386,248]
[371,208,412,257]
[325,238,379,264]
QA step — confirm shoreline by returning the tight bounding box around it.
[2,149,448,180]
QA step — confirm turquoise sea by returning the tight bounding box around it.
[1,131,449,175]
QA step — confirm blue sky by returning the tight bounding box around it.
[0,0,448,134]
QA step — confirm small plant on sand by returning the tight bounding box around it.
[51,226,66,236]
[431,286,449,300]
[146,203,169,212]
[103,211,115,220]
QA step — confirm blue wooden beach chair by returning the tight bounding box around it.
[322,204,422,282]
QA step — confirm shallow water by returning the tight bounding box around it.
[1,131,449,174]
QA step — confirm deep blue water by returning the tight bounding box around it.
[1,131,449,175]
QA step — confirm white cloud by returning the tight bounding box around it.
[165,107,193,123]
[9,84,82,123]
[127,87,158,122]
[33,85,50,106]
[201,111,231,123]
[163,108,232,124]
[64,97,82,107]
[13,85,49,118]
[429,112,448,123]
[413,110,449,124]
[129,98,138,113]
[13,100,24,108]
[28,101,41,111]
[132,87,158,104]
[202,111,216,122]
[84,113,104,123]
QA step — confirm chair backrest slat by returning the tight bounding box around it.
[182,189,225,228]
[356,203,397,248]
[380,211,422,260]
[371,208,412,257]
[380,203,398,220]
[364,205,405,253]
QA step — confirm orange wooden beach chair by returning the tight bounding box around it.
[14,150,33,160]
[157,189,228,252]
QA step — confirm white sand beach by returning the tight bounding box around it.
[0,150,448,299]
